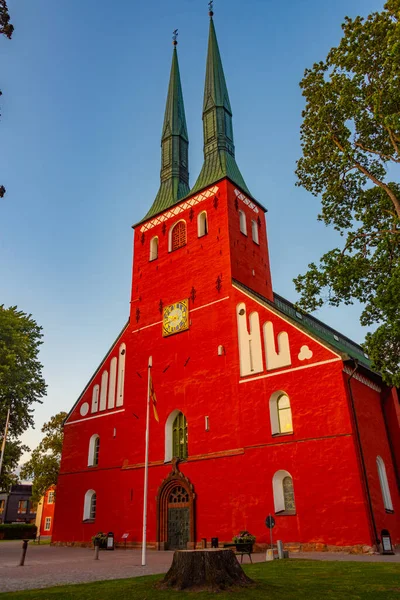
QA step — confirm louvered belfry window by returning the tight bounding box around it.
[171,222,186,251]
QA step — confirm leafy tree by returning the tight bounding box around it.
[0,0,13,38]
[295,0,400,386]
[21,412,67,502]
[0,306,46,489]
[0,440,29,491]
[0,0,13,198]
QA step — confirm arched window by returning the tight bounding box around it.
[376,456,394,512]
[108,357,117,409]
[165,410,188,461]
[83,490,97,520]
[170,221,186,252]
[251,220,259,244]
[99,370,108,411]
[269,391,293,435]
[238,210,247,235]
[150,236,159,261]
[88,434,100,467]
[91,385,99,413]
[272,470,296,514]
[277,394,293,434]
[173,412,188,459]
[116,343,126,407]
[197,211,208,237]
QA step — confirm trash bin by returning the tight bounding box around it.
[211,537,218,548]
[106,531,115,551]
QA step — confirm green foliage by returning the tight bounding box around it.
[91,532,108,549]
[295,1,400,386]
[20,412,67,502]
[0,439,29,491]
[0,0,13,38]
[232,530,256,544]
[0,306,46,489]
[0,523,36,540]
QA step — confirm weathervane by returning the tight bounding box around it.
[208,1,214,17]
[173,29,178,46]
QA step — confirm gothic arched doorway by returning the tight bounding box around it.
[156,459,195,550]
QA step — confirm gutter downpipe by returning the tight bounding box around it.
[347,360,380,549]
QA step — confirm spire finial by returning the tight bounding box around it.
[208,1,214,17]
[172,29,178,46]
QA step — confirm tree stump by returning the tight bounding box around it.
[159,548,254,591]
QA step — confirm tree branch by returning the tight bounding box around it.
[332,135,400,219]
[354,140,400,163]
[339,228,400,262]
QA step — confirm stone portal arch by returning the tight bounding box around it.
[156,458,195,550]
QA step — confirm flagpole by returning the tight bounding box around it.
[141,356,152,567]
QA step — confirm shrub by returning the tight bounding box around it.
[233,530,256,544]
[91,532,108,549]
[0,524,37,540]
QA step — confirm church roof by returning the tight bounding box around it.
[190,16,252,198]
[143,46,190,221]
[233,280,373,371]
[202,17,232,115]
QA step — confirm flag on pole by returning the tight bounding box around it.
[149,376,159,422]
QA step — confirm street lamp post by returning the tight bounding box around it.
[0,407,11,479]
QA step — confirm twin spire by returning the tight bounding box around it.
[144,11,251,221]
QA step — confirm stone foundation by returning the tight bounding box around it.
[253,542,376,554]
[52,540,380,554]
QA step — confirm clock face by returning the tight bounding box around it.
[163,299,189,337]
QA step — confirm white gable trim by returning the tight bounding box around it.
[233,283,342,360]
[239,357,341,384]
[64,322,129,425]
[65,409,125,426]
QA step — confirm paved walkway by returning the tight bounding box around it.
[0,541,399,593]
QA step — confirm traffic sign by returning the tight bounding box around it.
[265,516,275,529]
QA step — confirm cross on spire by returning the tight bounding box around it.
[208,1,214,17]
[189,9,252,197]
[142,40,190,221]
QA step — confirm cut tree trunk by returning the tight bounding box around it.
[159,548,254,591]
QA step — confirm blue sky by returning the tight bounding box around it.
[1,0,384,459]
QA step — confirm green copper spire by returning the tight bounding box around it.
[190,12,252,197]
[144,40,190,220]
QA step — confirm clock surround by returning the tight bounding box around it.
[163,299,189,337]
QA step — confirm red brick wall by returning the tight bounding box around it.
[348,376,400,545]
[53,180,398,550]
[226,181,273,301]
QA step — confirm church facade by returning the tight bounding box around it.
[53,12,400,552]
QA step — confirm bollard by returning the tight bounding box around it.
[277,540,284,559]
[94,538,100,560]
[19,539,29,566]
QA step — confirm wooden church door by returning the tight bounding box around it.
[167,485,190,550]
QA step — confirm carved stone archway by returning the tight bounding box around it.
[156,458,195,550]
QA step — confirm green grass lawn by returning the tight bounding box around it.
[1,560,399,600]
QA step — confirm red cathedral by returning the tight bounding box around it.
[53,12,400,553]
